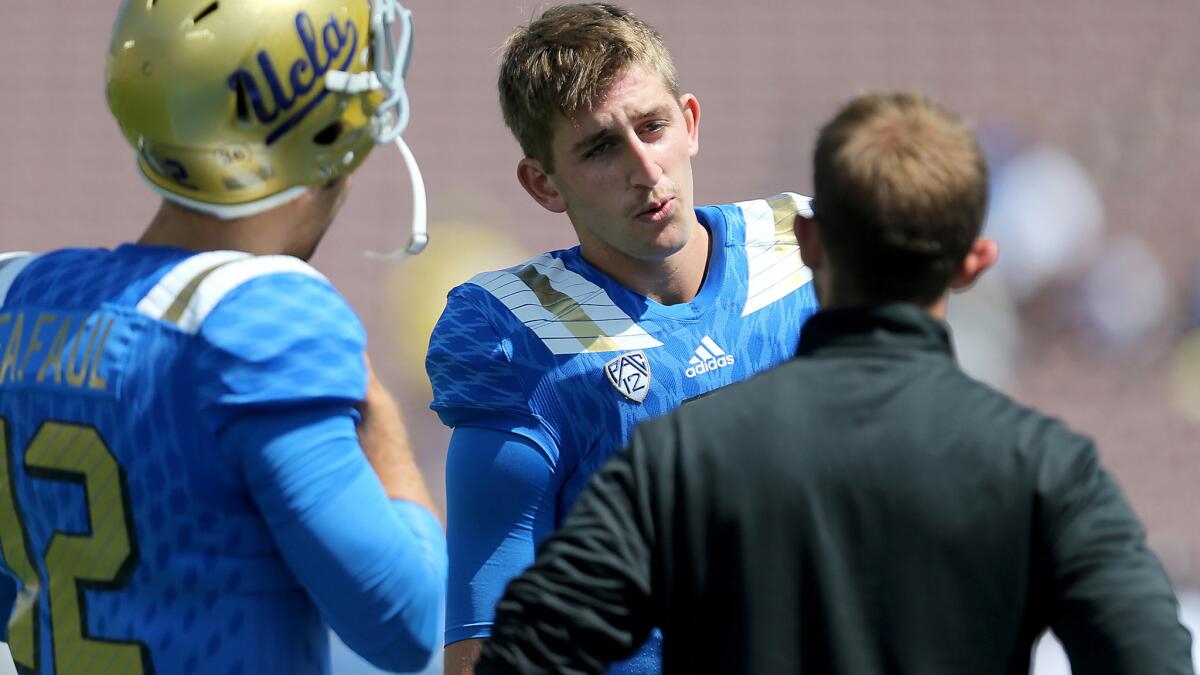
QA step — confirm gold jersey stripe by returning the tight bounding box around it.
[515,265,637,354]
[169,256,327,333]
[136,250,251,324]
[161,259,244,324]
[470,254,662,356]
[740,192,814,317]
[137,252,326,333]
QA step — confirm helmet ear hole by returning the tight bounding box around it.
[313,122,343,146]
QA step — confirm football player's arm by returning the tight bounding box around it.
[222,403,446,673]
[476,426,664,675]
[443,426,558,675]
[358,354,438,513]
[426,283,567,673]
[198,270,445,672]
[1037,426,1193,674]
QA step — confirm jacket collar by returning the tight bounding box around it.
[796,304,956,358]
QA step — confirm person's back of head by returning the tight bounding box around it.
[810,92,989,306]
[498,2,680,173]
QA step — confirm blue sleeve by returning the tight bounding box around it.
[221,403,447,672]
[197,273,367,431]
[444,426,558,645]
[426,285,557,453]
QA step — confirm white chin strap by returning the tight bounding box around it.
[327,0,427,260]
[365,134,427,260]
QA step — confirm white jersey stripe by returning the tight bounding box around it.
[136,251,251,322]
[174,256,326,334]
[0,253,41,307]
[739,192,814,316]
[138,253,325,334]
[469,254,662,356]
[740,198,777,251]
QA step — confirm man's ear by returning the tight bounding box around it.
[516,157,566,214]
[680,93,700,159]
[949,236,999,293]
[794,212,823,271]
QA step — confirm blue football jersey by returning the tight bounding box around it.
[0,246,444,674]
[427,193,819,672]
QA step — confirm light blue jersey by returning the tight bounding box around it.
[0,246,445,675]
[427,193,819,673]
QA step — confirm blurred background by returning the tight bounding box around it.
[1,0,1197,673]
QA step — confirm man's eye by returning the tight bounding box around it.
[585,142,611,159]
[642,121,667,136]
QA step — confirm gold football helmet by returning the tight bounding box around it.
[107,0,427,256]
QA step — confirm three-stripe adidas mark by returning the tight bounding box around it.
[685,336,736,378]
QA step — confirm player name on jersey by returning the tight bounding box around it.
[0,310,115,393]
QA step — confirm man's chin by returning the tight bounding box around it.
[634,233,691,263]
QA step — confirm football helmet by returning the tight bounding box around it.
[107,0,427,257]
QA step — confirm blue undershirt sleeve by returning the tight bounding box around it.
[444,426,558,645]
[221,403,447,673]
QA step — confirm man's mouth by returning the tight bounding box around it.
[635,197,675,223]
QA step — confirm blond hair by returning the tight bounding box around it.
[498,3,679,172]
[812,91,989,304]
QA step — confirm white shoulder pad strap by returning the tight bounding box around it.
[735,192,814,317]
[467,253,663,356]
[0,252,43,308]
[137,252,327,334]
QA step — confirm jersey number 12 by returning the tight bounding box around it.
[0,418,149,674]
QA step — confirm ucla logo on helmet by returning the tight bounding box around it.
[226,12,359,146]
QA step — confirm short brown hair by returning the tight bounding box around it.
[812,92,989,305]
[498,3,680,172]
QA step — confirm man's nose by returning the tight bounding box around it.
[627,139,663,188]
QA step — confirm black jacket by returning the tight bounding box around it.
[478,305,1193,675]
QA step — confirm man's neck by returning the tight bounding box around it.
[580,218,711,306]
[137,200,303,258]
[818,288,949,320]
[812,265,950,319]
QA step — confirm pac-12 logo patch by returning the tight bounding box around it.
[605,350,651,403]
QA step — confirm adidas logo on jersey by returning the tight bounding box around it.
[685,336,736,378]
